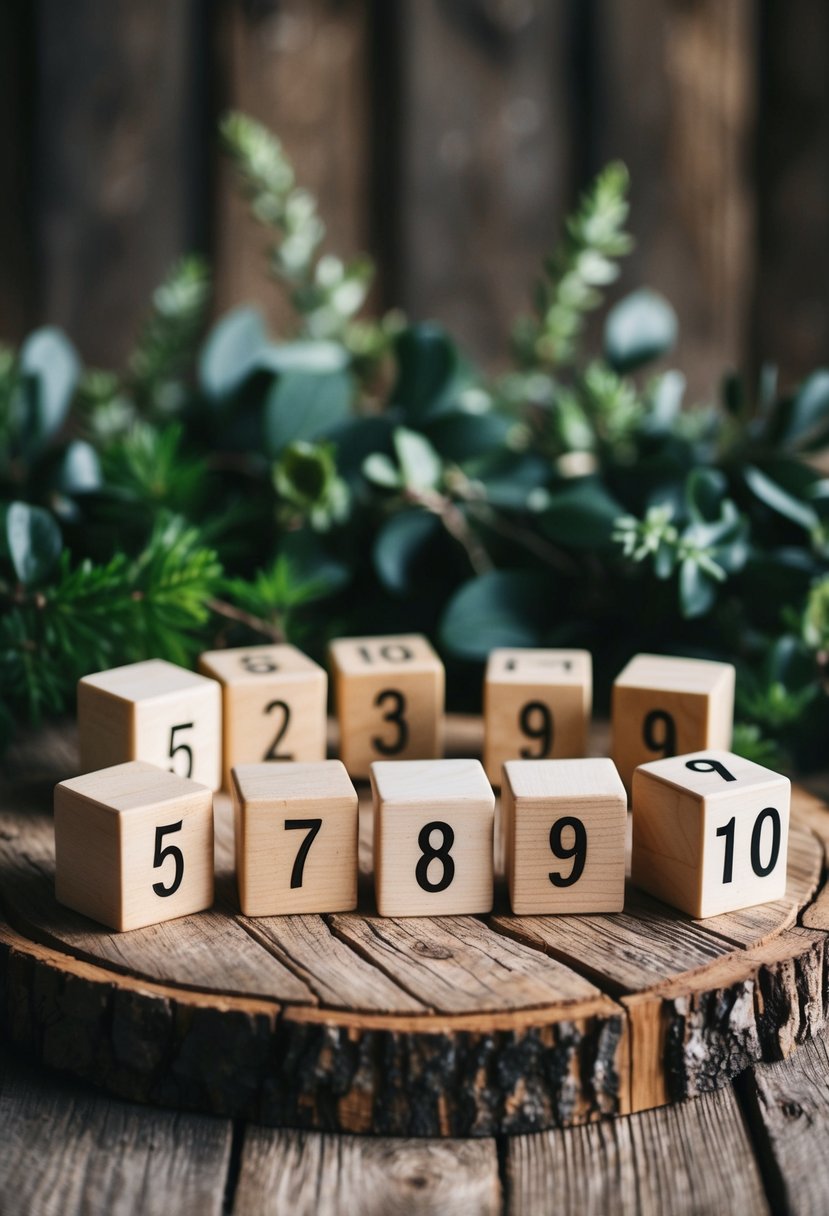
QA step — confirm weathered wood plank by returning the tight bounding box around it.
[233,1127,501,1216]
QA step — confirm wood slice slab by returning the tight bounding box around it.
[0,717,827,1137]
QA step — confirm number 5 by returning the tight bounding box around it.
[169,722,194,778]
[152,821,184,897]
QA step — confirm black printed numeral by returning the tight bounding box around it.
[642,709,676,758]
[519,701,553,759]
[168,723,194,778]
[284,818,322,889]
[716,807,782,885]
[371,688,408,756]
[152,821,184,897]
[415,821,455,893]
[264,699,293,760]
[548,817,587,887]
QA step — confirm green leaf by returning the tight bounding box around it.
[604,289,677,373]
[373,510,441,594]
[686,468,727,523]
[362,452,401,489]
[56,440,102,494]
[540,479,624,548]
[440,570,552,660]
[253,340,349,375]
[265,370,352,456]
[679,558,717,618]
[19,327,80,444]
[198,307,268,400]
[4,502,62,585]
[425,412,514,462]
[744,465,819,531]
[393,324,460,422]
[777,370,829,450]
[393,427,442,492]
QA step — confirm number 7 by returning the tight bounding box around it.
[284,818,322,889]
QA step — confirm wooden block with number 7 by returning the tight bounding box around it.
[231,762,358,916]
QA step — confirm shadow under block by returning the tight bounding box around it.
[502,758,627,914]
[631,749,790,918]
[231,761,358,916]
[483,648,592,783]
[329,634,445,779]
[54,760,214,932]
[611,653,735,792]
[371,759,495,917]
[78,659,222,791]
[198,644,326,788]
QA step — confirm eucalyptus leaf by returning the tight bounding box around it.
[253,340,349,376]
[56,440,102,494]
[362,453,401,489]
[440,570,553,660]
[19,327,80,445]
[425,412,513,462]
[393,427,442,492]
[686,468,727,523]
[679,558,717,618]
[265,370,352,456]
[744,465,819,532]
[540,479,624,548]
[393,324,460,421]
[604,289,677,373]
[777,370,829,450]
[373,510,441,594]
[4,502,62,585]
[198,307,268,400]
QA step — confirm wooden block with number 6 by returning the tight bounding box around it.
[612,653,735,792]
[78,659,222,791]
[231,762,358,916]
[484,649,592,784]
[371,759,495,917]
[199,644,327,788]
[54,761,214,932]
[502,758,627,914]
[632,749,790,918]
[329,634,444,778]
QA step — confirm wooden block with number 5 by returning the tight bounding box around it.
[78,659,222,791]
[329,634,444,779]
[371,759,495,917]
[199,644,327,788]
[54,761,214,932]
[502,758,627,914]
[611,653,735,792]
[231,762,358,916]
[631,749,790,918]
[484,649,592,784]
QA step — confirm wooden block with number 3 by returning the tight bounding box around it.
[231,762,358,916]
[632,749,790,918]
[502,758,627,914]
[199,644,327,788]
[371,759,495,917]
[611,653,735,792]
[78,659,222,791]
[329,634,444,779]
[54,760,214,932]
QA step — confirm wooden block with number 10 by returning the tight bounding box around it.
[632,750,790,918]
[54,760,214,932]
[199,644,326,788]
[329,634,444,778]
[371,759,495,917]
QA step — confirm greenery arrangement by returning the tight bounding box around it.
[3,113,829,769]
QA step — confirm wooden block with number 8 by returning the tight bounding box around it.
[612,653,735,793]
[199,644,327,788]
[631,749,790,918]
[78,659,222,791]
[54,760,214,932]
[371,759,495,917]
[231,762,358,916]
[484,649,592,784]
[329,634,444,779]
[502,758,627,914]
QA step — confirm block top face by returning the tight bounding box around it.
[56,760,209,813]
[614,653,735,695]
[79,659,218,704]
[329,634,442,676]
[487,648,591,686]
[231,761,356,807]
[199,644,324,686]
[634,749,789,801]
[504,758,625,803]
[371,758,494,809]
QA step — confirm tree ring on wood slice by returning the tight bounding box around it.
[0,717,827,1137]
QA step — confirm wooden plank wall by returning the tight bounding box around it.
[0,0,826,399]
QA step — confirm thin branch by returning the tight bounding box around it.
[207,598,286,643]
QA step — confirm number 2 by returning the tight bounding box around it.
[168,723,193,778]
[152,821,184,897]
[264,699,293,760]
[284,818,322,888]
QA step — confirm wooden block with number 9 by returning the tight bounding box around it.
[371,759,495,917]
[231,761,359,916]
[631,749,790,918]
[78,659,222,791]
[199,644,327,788]
[54,761,214,932]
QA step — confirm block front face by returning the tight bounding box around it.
[199,644,327,787]
[484,649,592,784]
[611,653,735,791]
[79,659,222,791]
[503,758,626,914]
[371,759,494,917]
[232,761,358,916]
[330,635,444,778]
[632,749,790,918]
[55,761,214,932]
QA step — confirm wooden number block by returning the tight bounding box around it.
[199,644,327,788]
[78,659,222,791]
[502,758,627,914]
[483,648,592,784]
[631,749,790,918]
[329,634,444,778]
[371,759,495,917]
[231,761,358,916]
[54,761,214,932]
[611,653,735,792]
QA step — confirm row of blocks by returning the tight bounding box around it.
[54,749,790,931]
[77,637,736,790]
